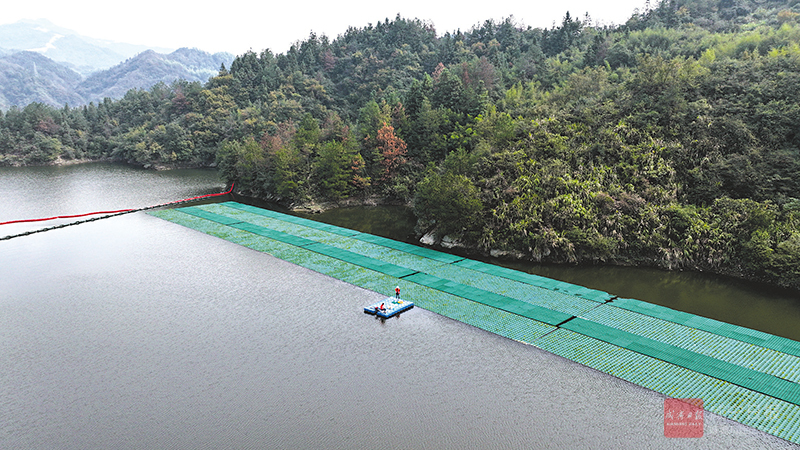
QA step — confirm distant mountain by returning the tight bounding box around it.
[0,51,84,109]
[0,19,174,75]
[0,48,234,110]
[0,19,234,109]
[77,48,233,103]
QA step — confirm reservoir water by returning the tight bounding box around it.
[1,163,797,449]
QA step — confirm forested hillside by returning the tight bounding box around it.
[2,0,800,289]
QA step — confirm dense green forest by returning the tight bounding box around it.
[3,0,800,290]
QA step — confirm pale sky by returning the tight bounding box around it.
[3,1,647,56]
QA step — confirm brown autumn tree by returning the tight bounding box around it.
[376,122,407,182]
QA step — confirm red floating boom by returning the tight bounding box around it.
[0,183,234,226]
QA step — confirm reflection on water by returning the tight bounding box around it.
[295,204,418,241]
[518,263,800,341]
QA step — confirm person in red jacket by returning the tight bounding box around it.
[395,286,400,300]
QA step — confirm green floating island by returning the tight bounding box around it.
[151,202,800,446]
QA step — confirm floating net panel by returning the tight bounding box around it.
[149,202,800,445]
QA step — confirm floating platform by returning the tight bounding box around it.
[364,298,414,319]
[150,202,800,446]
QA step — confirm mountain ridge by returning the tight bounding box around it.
[0,48,233,110]
[0,51,85,109]
[0,19,175,74]
[0,19,234,110]
[75,48,233,104]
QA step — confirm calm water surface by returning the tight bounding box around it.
[1,163,796,449]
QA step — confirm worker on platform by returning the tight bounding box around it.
[395,286,400,299]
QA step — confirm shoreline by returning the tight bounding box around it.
[281,192,800,295]
[3,157,795,294]
[0,156,215,171]
[256,190,800,296]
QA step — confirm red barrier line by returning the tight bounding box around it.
[165,182,234,204]
[0,183,234,226]
[0,209,135,225]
